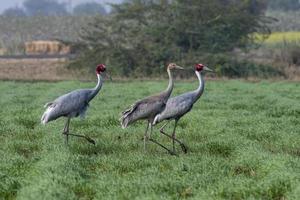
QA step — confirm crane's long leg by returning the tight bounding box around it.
[144,122,149,151]
[148,122,176,156]
[171,120,178,153]
[159,120,187,153]
[63,117,70,144]
[62,117,95,145]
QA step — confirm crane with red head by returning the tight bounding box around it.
[153,63,214,154]
[41,64,108,144]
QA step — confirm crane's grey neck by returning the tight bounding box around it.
[164,68,174,97]
[88,74,103,101]
[193,71,205,101]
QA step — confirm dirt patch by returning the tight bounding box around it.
[0,58,80,81]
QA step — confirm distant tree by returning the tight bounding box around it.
[76,0,271,76]
[23,0,68,16]
[268,0,300,11]
[2,7,26,17]
[73,2,107,16]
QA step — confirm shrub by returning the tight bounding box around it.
[276,41,300,66]
[206,54,284,78]
[74,0,271,77]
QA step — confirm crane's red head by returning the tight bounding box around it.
[96,64,106,74]
[195,63,205,71]
[194,63,214,72]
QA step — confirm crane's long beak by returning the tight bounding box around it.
[204,66,214,72]
[175,65,184,70]
[105,71,113,81]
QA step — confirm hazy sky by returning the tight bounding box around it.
[0,0,123,13]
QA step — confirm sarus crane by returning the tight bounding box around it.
[120,63,184,152]
[41,64,108,145]
[153,63,214,154]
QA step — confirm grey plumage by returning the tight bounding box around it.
[120,63,184,152]
[121,93,169,128]
[41,64,106,144]
[153,64,213,154]
[41,89,96,124]
[153,72,204,124]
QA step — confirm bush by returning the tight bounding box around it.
[74,0,271,77]
[276,41,300,66]
[205,54,284,78]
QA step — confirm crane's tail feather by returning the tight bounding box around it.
[120,116,129,129]
[44,102,53,108]
[41,111,49,125]
[153,114,161,126]
[120,102,140,128]
[120,106,136,129]
[41,104,56,125]
[120,111,131,129]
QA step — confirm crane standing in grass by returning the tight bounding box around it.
[41,64,108,145]
[120,63,184,152]
[153,64,214,154]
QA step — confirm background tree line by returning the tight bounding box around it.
[268,0,300,11]
[1,0,299,78]
[2,0,107,16]
[3,0,300,16]
[74,0,278,77]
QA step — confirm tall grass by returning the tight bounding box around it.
[255,32,300,67]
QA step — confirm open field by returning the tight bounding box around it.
[0,80,300,199]
[265,32,300,44]
[0,58,75,81]
[256,32,300,46]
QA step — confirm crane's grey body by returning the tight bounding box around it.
[121,67,175,128]
[154,71,204,124]
[120,64,183,153]
[41,74,103,144]
[121,92,169,128]
[41,88,99,124]
[153,71,205,153]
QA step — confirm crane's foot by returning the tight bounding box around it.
[180,143,188,154]
[144,135,148,152]
[64,136,69,145]
[62,132,69,145]
[85,136,96,145]
[66,133,96,145]
[148,138,177,156]
[160,129,187,154]
[168,150,178,156]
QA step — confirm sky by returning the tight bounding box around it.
[0,0,123,13]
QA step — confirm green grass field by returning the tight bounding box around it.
[0,80,299,200]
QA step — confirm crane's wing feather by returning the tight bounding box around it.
[122,93,163,116]
[53,90,91,115]
[154,92,195,124]
[121,94,166,128]
[41,89,92,124]
[167,95,194,117]
[44,102,53,108]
